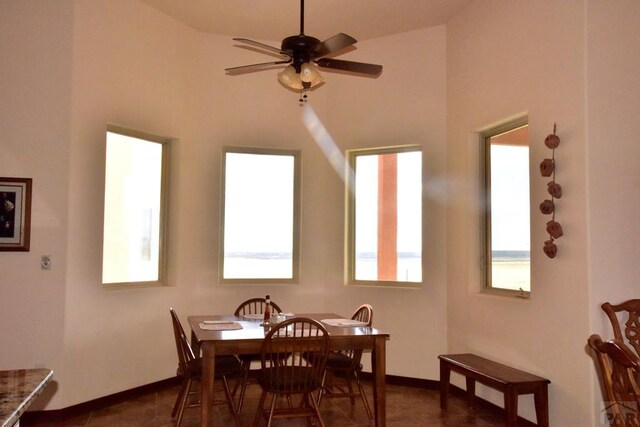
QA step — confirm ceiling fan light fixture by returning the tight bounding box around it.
[300,63,320,83]
[278,63,324,92]
[277,65,303,90]
[300,63,325,90]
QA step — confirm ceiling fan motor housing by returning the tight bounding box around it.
[281,35,320,72]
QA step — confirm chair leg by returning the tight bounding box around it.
[172,380,188,417]
[232,370,242,396]
[316,370,328,406]
[308,392,326,427]
[354,371,373,421]
[175,378,193,427]
[345,372,356,405]
[303,394,315,427]
[221,375,240,427]
[237,360,251,414]
[266,394,277,427]
[253,389,268,427]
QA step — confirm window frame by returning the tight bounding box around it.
[219,146,301,285]
[102,125,171,288]
[480,118,530,297]
[345,145,423,288]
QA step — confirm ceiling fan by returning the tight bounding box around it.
[225,0,383,96]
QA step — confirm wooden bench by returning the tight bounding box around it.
[439,353,550,427]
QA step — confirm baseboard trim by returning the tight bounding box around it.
[359,371,439,389]
[20,376,180,424]
[23,374,536,427]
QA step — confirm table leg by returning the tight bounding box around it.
[372,336,386,426]
[504,386,518,427]
[201,342,216,427]
[534,385,549,427]
[439,361,450,411]
[466,377,476,408]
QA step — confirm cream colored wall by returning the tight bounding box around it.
[0,0,75,409]
[0,0,448,409]
[586,1,640,423]
[446,1,592,425]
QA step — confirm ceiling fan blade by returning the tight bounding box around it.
[232,38,289,56]
[312,33,357,58]
[225,60,291,73]
[316,58,383,76]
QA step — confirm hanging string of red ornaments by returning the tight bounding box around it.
[539,123,562,258]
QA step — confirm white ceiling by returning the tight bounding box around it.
[140,0,473,42]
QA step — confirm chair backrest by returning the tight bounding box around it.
[260,317,329,394]
[352,304,373,326]
[588,334,640,427]
[170,308,197,376]
[234,297,283,316]
[343,304,373,363]
[602,300,640,357]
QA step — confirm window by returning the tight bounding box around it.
[220,147,301,283]
[482,121,530,293]
[347,146,422,285]
[102,126,170,286]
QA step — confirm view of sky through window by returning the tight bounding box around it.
[222,151,296,280]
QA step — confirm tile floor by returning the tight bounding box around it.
[22,380,506,427]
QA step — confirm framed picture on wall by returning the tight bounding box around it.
[0,177,32,252]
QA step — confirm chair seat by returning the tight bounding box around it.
[212,355,243,375]
[326,352,359,369]
[257,366,323,392]
[304,351,357,369]
[239,353,260,363]
[177,355,241,378]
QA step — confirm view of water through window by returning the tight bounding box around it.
[488,128,530,292]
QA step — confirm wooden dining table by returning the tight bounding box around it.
[188,312,390,426]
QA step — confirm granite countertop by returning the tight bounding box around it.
[0,369,53,427]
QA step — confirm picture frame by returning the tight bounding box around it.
[0,177,32,252]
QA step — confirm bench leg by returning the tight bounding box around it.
[534,385,549,427]
[466,377,476,408]
[440,361,451,411]
[504,388,518,427]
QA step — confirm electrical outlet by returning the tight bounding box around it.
[41,255,52,270]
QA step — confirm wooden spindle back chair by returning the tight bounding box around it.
[170,308,241,427]
[316,304,374,420]
[233,297,284,413]
[253,317,329,427]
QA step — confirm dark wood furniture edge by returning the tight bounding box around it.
[439,353,549,427]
